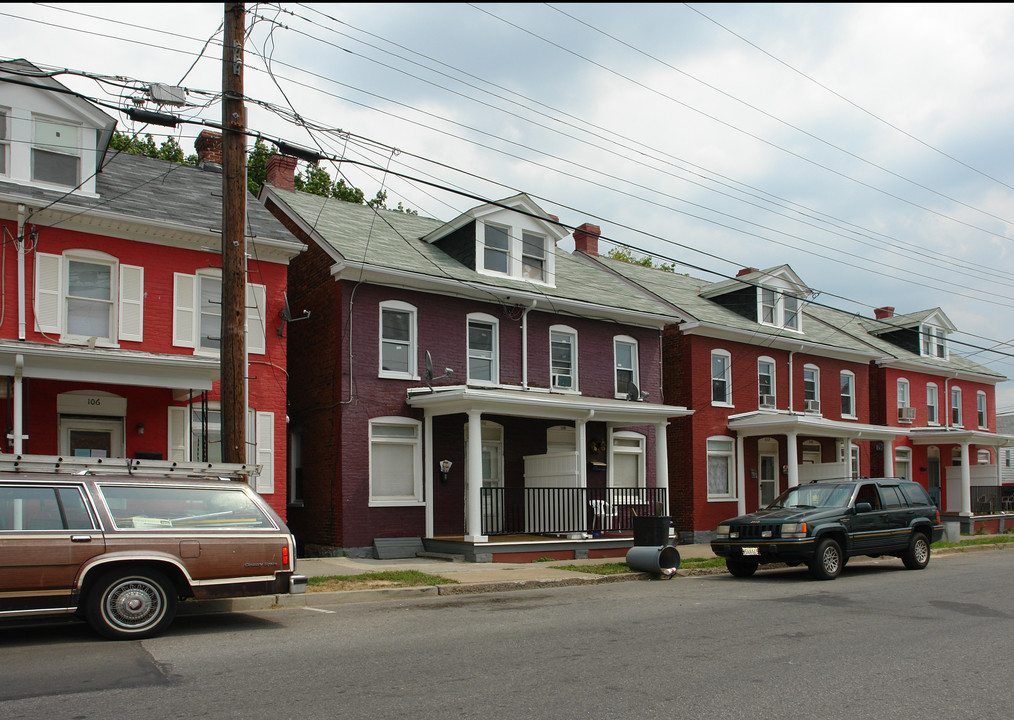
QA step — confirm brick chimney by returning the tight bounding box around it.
[573,223,601,256]
[874,306,895,319]
[194,130,223,169]
[737,267,759,277]
[266,154,297,191]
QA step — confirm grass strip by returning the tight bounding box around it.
[307,570,458,592]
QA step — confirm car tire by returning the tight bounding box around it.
[902,532,931,570]
[808,538,843,580]
[726,559,759,577]
[86,568,177,640]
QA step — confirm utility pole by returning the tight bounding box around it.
[221,2,247,465]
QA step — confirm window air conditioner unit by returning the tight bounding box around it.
[759,394,776,409]
[898,407,917,422]
[804,399,821,413]
[553,374,573,389]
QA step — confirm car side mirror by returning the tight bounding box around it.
[854,502,873,514]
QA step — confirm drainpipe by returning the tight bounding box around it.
[17,204,26,340]
[788,349,796,413]
[521,300,537,389]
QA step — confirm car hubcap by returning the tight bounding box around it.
[106,580,162,629]
[915,540,928,564]
[823,548,840,574]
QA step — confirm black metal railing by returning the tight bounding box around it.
[479,486,667,536]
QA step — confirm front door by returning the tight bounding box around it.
[927,447,941,509]
[60,418,124,458]
[481,440,503,533]
[759,454,777,508]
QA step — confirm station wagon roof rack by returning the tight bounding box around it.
[0,454,257,481]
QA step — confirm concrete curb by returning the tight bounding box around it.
[177,541,1014,617]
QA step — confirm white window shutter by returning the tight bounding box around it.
[246,283,267,355]
[255,411,274,494]
[34,252,62,334]
[167,406,189,463]
[173,273,196,348]
[118,264,144,342]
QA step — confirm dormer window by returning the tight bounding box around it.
[483,224,510,274]
[475,220,554,285]
[33,117,80,187]
[521,232,545,281]
[921,324,947,359]
[757,286,802,331]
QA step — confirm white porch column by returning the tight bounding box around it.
[655,421,669,514]
[424,410,434,539]
[960,442,972,517]
[465,410,486,542]
[11,354,24,455]
[883,439,894,478]
[843,437,853,479]
[786,431,799,488]
[576,416,588,489]
[736,434,746,516]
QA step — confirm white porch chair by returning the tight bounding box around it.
[589,499,617,532]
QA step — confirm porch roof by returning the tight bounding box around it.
[908,427,1014,448]
[727,410,901,441]
[0,340,219,391]
[406,385,692,425]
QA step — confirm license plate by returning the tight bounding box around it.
[742,547,760,556]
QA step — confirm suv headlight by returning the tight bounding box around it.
[781,522,808,539]
[716,524,731,539]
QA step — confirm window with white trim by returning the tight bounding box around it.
[895,447,911,481]
[840,371,856,418]
[550,325,577,391]
[838,441,860,479]
[951,386,962,426]
[521,232,546,281]
[921,324,947,359]
[757,287,803,331]
[927,383,939,425]
[379,301,417,379]
[711,350,731,405]
[467,313,498,384]
[977,448,992,465]
[707,436,735,499]
[482,223,509,274]
[613,336,639,398]
[32,116,80,187]
[369,417,423,505]
[897,378,913,423]
[0,107,8,176]
[609,431,645,489]
[758,357,775,408]
[173,270,266,355]
[977,391,987,429]
[33,250,142,345]
[803,364,820,412]
[476,220,555,285]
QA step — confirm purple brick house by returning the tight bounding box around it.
[261,156,691,561]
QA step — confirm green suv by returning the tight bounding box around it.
[711,478,945,580]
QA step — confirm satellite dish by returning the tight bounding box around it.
[626,381,640,402]
[424,350,452,392]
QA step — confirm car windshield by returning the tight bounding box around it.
[767,483,855,510]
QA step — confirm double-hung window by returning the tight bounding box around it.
[951,386,962,426]
[379,301,417,378]
[803,364,820,412]
[757,287,803,331]
[977,391,987,429]
[921,325,947,359]
[550,325,577,391]
[926,383,939,424]
[897,379,912,423]
[521,232,546,281]
[707,437,735,499]
[758,358,775,408]
[711,350,731,405]
[783,294,800,330]
[467,314,498,384]
[840,371,856,418]
[483,224,510,275]
[173,271,266,355]
[34,250,143,345]
[614,336,639,398]
[369,417,423,505]
[33,117,80,187]
[760,288,777,324]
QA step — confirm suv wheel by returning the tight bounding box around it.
[808,538,843,580]
[727,559,759,577]
[902,532,931,570]
[86,568,178,640]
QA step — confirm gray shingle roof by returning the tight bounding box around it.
[0,152,298,247]
[268,187,675,318]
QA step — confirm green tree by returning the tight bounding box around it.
[246,138,275,195]
[109,131,197,165]
[607,246,675,272]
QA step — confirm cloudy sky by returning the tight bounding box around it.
[4,3,1014,408]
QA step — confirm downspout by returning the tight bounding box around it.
[788,349,796,413]
[521,299,537,390]
[17,204,26,340]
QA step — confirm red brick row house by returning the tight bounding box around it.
[260,157,691,560]
[577,244,1011,539]
[0,62,301,516]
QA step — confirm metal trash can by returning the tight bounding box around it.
[632,515,671,546]
[626,544,680,577]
